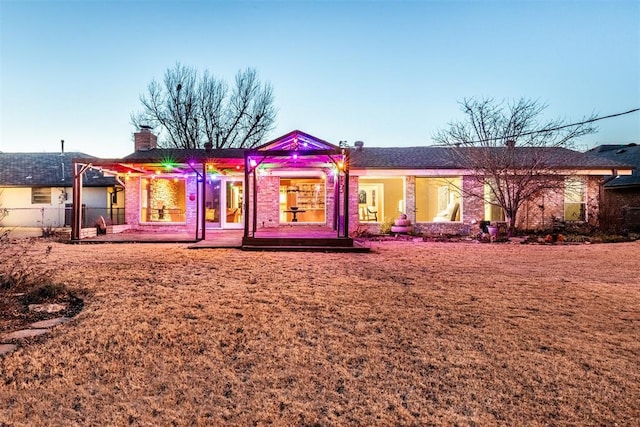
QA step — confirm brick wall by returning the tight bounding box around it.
[405,176,416,225]
[326,174,336,229]
[134,128,157,152]
[255,175,280,228]
[124,176,140,226]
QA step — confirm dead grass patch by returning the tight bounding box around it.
[1,240,639,425]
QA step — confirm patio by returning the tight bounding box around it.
[76,226,370,252]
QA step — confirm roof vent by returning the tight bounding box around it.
[354,141,364,151]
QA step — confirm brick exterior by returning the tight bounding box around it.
[405,176,416,225]
[120,170,609,236]
[124,176,140,226]
[134,128,157,152]
[255,175,280,228]
[347,175,359,234]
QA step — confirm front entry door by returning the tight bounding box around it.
[205,178,243,229]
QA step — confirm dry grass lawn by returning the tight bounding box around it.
[1,240,639,426]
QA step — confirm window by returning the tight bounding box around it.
[31,188,51,204]
[357,177,404,223]
[279,177,325,223]
[141,177,186,222]
[416,177,461,222]
[484,181,505,221]
[564,177,586,221]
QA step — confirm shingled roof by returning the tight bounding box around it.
[348,146,633,170]
[0,152,117,187]
[588,143,640,188]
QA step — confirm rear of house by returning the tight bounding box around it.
[68,129,633,240]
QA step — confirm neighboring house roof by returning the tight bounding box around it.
[349,146,632,170]
[588,143,640,188]
[0,152,117,187]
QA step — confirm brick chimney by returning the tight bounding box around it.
[134,125,157,151]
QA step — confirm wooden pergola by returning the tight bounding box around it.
[243,130,351,239]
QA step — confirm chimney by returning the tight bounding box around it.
[60,139,64,155]
[354,140,364,151]
[134,125,157,151]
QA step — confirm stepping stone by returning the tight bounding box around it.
[0,344,17,356]
[30,317,71,329]
[28,303,67,313]
[2,329,49,340]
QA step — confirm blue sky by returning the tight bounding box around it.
[1,0,638,157]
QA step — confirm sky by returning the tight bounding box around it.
[1,0,639,158]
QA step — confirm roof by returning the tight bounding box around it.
[588,143,640,188]
[68,130,634,177]
[349,146,633,170]
[0,152,117,187]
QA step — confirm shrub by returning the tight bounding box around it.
[0,236,54,291]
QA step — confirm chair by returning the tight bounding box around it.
[433,202,459,222]
[366,206,378,221]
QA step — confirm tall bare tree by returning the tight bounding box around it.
[132,64,276,149]
[433,97,596,233]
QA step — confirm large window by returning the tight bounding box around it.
[141,177,186,223]
[31,188,51,204]
[357,177,404,223]
[564,177,586,221]
[416,177,461,222]
[279,177,325,223]
[484,182,505,222]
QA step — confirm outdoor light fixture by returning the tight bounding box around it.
[249,159,257,168]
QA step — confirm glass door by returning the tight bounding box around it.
[205,178,222,228]
[223,179,243,229]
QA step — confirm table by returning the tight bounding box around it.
[284,209,306,222]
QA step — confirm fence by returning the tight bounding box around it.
[0,206,125,228]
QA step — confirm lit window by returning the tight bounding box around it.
[564,177,586,221]
[279,177,325,223]
[484,181,505,222]
[416,177,461,222]
[31,188,51,204]
[140,177,186,222]
[357,177,404,223]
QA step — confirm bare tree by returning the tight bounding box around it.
[132,64,276,149]
[433,97,596,234]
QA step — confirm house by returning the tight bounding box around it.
[69,129,633,241]
[0,151,122,229]
[588,143,640,230]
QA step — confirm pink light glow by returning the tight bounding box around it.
[293,154,298,160]
[249,159,257,168]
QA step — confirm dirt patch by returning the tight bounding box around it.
[0,284,84,334]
